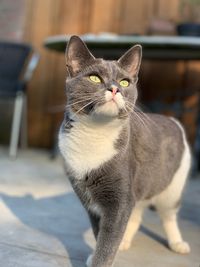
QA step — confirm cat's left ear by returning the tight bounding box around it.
[118,45,142,78]
[65,35,95,77]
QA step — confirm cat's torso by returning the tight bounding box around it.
[59,113,185,208]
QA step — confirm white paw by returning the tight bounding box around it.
[169,241,190,254]
[86,254,93,267]
[119,240,131,251]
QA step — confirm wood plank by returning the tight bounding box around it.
[120,0,156,34]
[58,0,90,34]
[156,0,180,20]
[89,0,122,33]
[23,0,62,147]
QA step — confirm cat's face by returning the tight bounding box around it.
[65,36,142,122]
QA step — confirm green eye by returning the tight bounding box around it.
[120,79,129,87]
[89,75,101,83]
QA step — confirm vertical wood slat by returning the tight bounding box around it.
[59,0,90,34]
[23,0,64,147]
[156,0,180,20]
[119,0,156,34]
[89,0,122,33]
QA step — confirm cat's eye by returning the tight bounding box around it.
[119,79,129,87]
[89,75,101,83]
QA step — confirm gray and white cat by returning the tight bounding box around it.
[59,36,191,267]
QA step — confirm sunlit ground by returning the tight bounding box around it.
[0,147,199,267]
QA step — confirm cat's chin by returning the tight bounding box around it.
[91,113,118,124]
[89,102,122,123]
[94,101,120,118]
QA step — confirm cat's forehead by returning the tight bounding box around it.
[91,59,127,78]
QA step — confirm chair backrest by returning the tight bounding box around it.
[0,42,32,81]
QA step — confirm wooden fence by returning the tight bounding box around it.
[22,0,199,147]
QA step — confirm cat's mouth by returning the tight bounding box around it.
[93,91,125,118]
[69,92,127,120]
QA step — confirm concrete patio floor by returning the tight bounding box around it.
[0,147,199,267]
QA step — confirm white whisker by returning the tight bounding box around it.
[66,98,94,108]
[63,100,96,129]
[70,99,96,118]
[134,105,158,129]
[125,101,151,133]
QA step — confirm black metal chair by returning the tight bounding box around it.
[0,41,39,157]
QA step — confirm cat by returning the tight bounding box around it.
[58,35,191,267]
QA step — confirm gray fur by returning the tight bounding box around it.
[59,36,187,267]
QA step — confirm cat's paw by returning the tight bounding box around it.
[86,254,93,267]
[119,240,131,251]
[169,241,190,254]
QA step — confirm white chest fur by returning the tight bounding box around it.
[59,118,123,179]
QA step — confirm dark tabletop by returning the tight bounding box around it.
[44,34,200,60]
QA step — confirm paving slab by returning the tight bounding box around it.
[0,147,199,267]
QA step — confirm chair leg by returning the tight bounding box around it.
[9,92,24,158]
[20,94,28,148]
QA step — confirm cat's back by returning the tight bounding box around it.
[129,112,190,199]
[130,112,185,159]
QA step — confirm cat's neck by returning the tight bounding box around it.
[68,110,127,128]
[59,115,128,179]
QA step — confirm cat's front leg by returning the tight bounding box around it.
[88,211,100,240]
[87,202,133,267]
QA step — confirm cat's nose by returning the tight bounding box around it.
[107,85,120,95]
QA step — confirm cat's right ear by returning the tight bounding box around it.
[65,35,95,77]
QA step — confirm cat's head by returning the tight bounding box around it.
[65,35,142,122]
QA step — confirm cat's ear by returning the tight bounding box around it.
[65,35,95,76]
[118,45,142,78]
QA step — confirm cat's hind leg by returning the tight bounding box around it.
[155,118,191,254]
[119,203,145,251]
[155,169,191,254]
[158,207,190,254]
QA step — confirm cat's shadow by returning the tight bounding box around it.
[0,191,92,267]
[2,191,194,266]
[1,191,169,265]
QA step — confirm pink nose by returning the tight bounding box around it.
[108,85,119,95]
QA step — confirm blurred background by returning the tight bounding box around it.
[0,3,200,266]
[0,0,200,170]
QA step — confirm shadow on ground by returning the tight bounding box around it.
[0,192,92,267]
[1,182,199,267]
